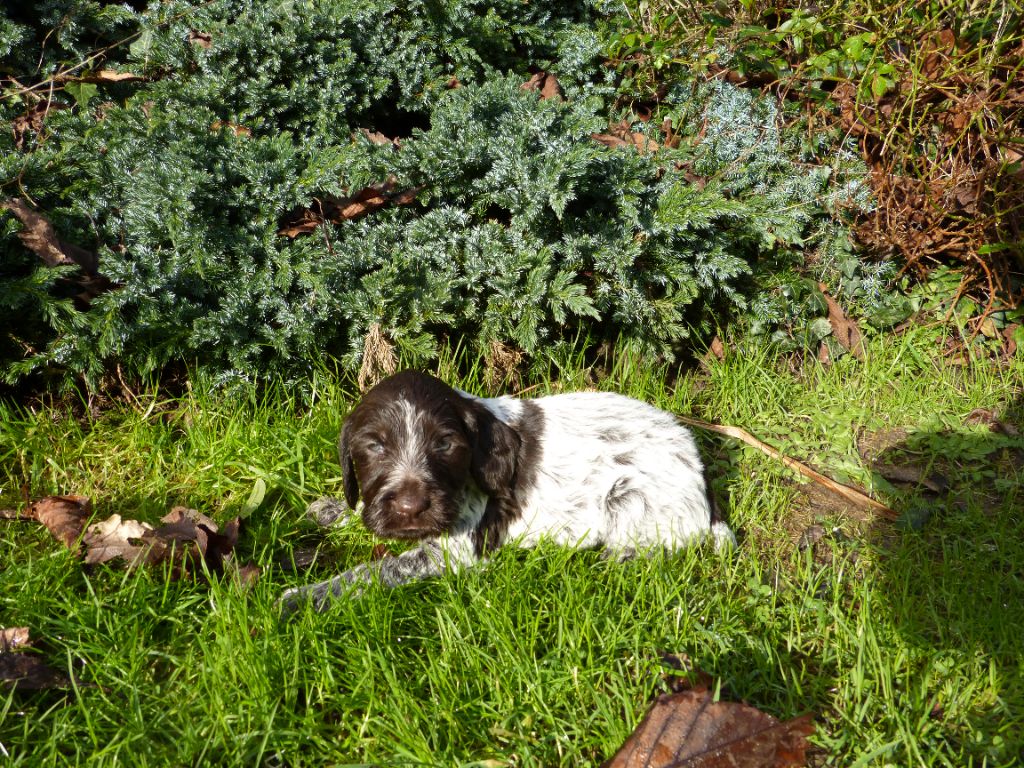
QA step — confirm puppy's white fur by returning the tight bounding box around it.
[469,390,734,552]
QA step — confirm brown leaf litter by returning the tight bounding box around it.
[521,70,563,101]
[1,198,98,274]
[604,655,814,768]
[818,284,864,360]
[0,627,73,691]
[1,496,255,581]
[279,179,422,238]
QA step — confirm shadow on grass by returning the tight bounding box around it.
[865,400,1024,656]
[785,395,1024,757]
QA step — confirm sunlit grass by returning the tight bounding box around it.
[1,335,1022,766]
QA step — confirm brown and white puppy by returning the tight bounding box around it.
[280,370,733,612]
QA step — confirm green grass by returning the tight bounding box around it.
[1,333,1022,766]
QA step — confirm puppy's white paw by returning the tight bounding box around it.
[305,496,352,528]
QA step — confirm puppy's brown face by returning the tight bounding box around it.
[340,372,476,540]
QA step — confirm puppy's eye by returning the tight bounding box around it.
[365,440,386,455]
[435,435,455,453]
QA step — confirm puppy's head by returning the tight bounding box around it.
[338,370,519,540]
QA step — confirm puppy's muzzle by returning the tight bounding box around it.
[382,479,431,530]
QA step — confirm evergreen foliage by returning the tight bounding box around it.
[0,0,890,391]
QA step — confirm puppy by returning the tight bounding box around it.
[280,370,734,612]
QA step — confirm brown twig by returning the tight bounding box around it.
[676,414,899,520]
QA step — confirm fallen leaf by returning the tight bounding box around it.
[818,283,864,359]
[334,182,420,220]
[278,210,321,238]
[232,562,262,590]
[0,628,72,691]
[3,497,244,579]
[64,70,144,84]
[603,689,814,768]
[817,341,831,365]
[211,119,251,137]
[141,506,238,577]
[0,627,30,652]
[11,101,67,149]
[1,198,98,273]
[188,29,213,48]
[357,127,399,146]
[521,71,563,101]
[657,653,714,694]
[708,336,726,361]
[142,536,204,578]
[0,495,92,549]
[82,513,154,565]
[963,407,1019,435]
[592,131,660,154]
[1003,323,1019,357]
[280,182,422,238]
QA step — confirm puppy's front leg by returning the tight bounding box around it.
[279,537,476,614]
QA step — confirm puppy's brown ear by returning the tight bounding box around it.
[462,400,520,496]
[338,419,360,509]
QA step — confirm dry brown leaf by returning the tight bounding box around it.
[236,562,262,587]
[604,689,814,768]
[0,627,30,652]
[358,127,399,146]
[0,628,72,691]
[817,342,831,365]
[211,119,252,137]
[707,336,726,361]
[818,283,864,359]
[65,70,144,84]
[1,198,98,273]
[1003,324,1019,357]
[140,507,240,577]
[278,210,322,238]
[4,496,244,578]
[11,101,67,149]
[521,71,563,101]
[335,182,420,220]
[2,495,93,549]
[591,133,629,148]
[592,131,660,154]
[280,181,421,237]
[963,407,1019,435]
[82,513,155,565]
[188,29,213,48]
